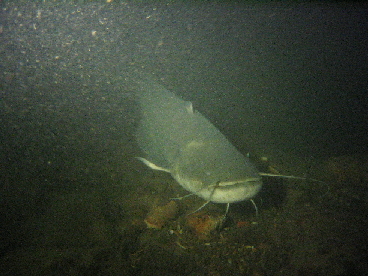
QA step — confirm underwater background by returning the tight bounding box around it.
[1,1,367,275]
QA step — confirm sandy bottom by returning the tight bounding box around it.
[1,153,367,276]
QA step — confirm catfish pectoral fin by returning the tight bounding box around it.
[136,157,171,173]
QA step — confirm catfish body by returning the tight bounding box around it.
[135,75,262,203]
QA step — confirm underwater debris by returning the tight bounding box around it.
[185,211,225,239]
[144,201,179,229]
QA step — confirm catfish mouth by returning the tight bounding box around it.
[212,178,262,188]
[173,172,262,203]
[208,181,262,194]
[201,179,263,203]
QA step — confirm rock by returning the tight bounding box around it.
[144,201,179,229]
[186,211,225,239]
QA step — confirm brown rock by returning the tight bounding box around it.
[144,201,179,229]
[186,211,225,239]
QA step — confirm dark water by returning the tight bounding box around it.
[1,1,367,275]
